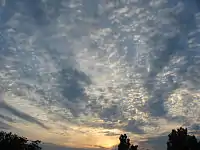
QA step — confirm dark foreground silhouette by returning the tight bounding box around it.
[0,131,41,150]
[118,134,138,150]
[118,127,200,150]
[167,127,200,150]
[0,127,200,150]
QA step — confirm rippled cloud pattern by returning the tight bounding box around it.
[0,0,200,149]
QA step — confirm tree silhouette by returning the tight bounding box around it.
[118,134,138,150]
[2,127,200,150]
[0,131,41,150]
[167,127,200,150]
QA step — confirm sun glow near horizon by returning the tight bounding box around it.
[9,121,121,149]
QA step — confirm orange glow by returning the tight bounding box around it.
[10,122,120,149]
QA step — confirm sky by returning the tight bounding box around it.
[0,0,200,149]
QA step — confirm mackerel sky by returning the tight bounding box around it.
[0,0,200,149]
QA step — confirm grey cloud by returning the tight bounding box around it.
[99,105,123,122]
[144,36,188,117]
[165,116,186,124]
[0,114,14,122]
[190,124,200,131]
[0,0,60,26]
[0,120,13,130]
[1,0,200,141]
[123,119,145,134]
[143,5,200,117]
[139,134,167,150]
[147,36,182,80]
[0,102,49,130]
[58,68,91,101]
[103,131,120,136]
[57,67,91,117]
[188,124,200,137]
[42,143,101,150]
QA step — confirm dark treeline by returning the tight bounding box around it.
[118,127,200,150]
[0,127,200,150]
[0,131,41,150]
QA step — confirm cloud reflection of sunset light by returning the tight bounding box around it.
[1,0,200,149]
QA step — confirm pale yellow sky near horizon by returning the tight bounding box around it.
[1,86,197,149]
[1,91,182,148]
[5,108,182,149]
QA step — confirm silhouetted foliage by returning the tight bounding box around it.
[118,134,138,150]
[0,131,41,150]
[2,127,200,150]
[167,127,200,150]
[119,127,200,150]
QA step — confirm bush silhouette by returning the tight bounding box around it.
[167,127,200,150]
[118,134,138,150]
[0,131,41,150]
[1,126,200,150]
[118,127,200,150]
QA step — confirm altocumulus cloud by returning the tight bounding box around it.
[0,0,200,149]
